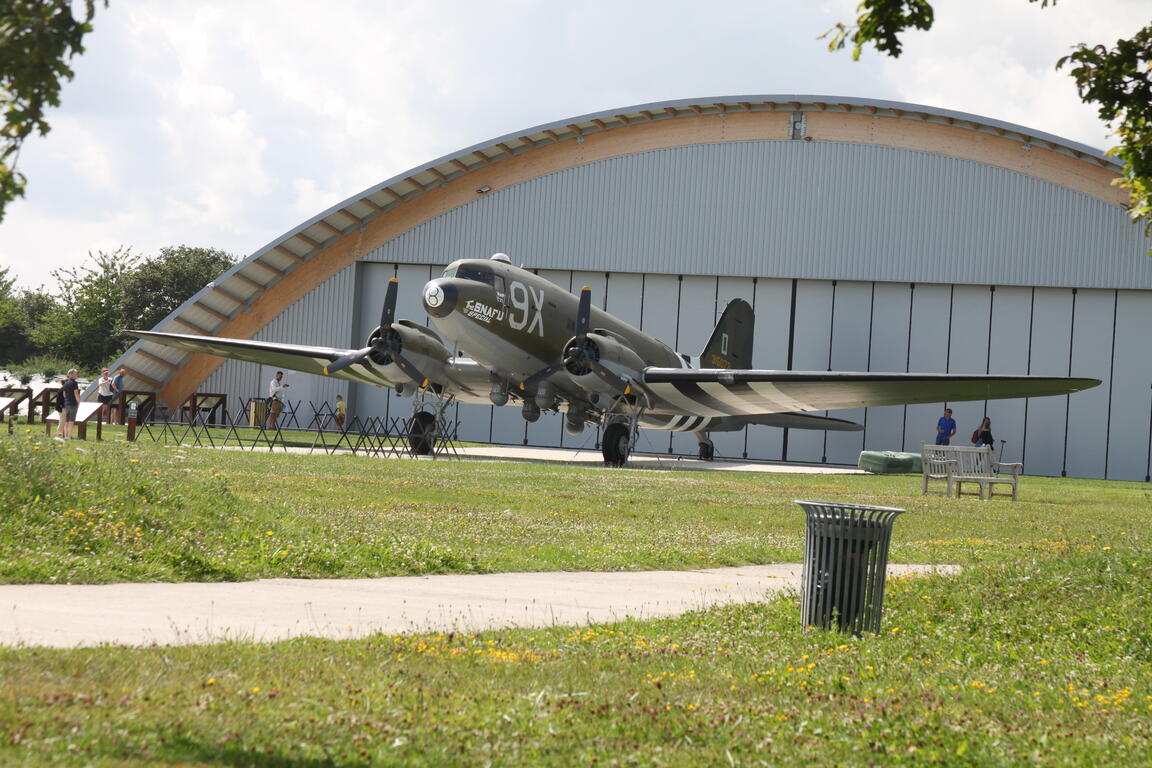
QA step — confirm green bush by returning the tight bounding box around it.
[19,352,79,380]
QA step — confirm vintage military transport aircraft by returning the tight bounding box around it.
[128,253,1100,466]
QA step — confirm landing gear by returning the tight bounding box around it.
[406,390,454,456]
[407,410,437,455]
[598,390,648,467]
[602,422,631,467]
[698,438,715,461]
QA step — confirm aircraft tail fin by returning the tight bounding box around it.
[700,298,754,369]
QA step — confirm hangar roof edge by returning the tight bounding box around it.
[263,94,1119,270]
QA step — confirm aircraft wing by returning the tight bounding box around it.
[641,369,1101,418]
[128,329,496,400]
[126,330,402,387]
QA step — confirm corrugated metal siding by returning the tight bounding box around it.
[361,141,1150,290]
[199,265,357,418]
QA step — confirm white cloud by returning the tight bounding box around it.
[879,0,1150,150]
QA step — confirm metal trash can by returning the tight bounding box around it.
[795,500,904,635]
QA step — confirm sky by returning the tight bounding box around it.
[2,0,1148,291]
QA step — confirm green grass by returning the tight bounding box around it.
[1,429,1150,765]
[1,428,1148,584]
[1,555,1149,765]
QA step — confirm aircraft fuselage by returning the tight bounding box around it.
[422,258,683,416]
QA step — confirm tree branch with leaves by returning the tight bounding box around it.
[0,0,105,223]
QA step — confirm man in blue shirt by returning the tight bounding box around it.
[57,369,80,440]
[935,407,957,445]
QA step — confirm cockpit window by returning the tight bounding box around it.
[455,265,496,287]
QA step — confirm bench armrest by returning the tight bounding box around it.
[992,461,1023,476]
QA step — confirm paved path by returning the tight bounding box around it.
[214,444,864,475]
[450,445,864,474]
[0,564,956,648]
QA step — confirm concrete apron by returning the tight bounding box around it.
[0,564,957,648]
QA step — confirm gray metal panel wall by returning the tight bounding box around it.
[825,281,871,464]
[1024,289,1074,476]
[1109,291,1152,482]
[861,282,911,455]
[199,265,357,423]
[984,287,1033,465]
[359,141,1151,290]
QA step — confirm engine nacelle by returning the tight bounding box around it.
[366,320,451,383]
[565,330,643,394]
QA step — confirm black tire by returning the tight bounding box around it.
[698,441,714,461]
[407,411,437,455]
[602,422,630,467]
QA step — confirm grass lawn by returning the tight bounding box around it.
[1,429,1149,765]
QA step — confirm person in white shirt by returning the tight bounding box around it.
[265,371,289,429]
[96,369,115,420]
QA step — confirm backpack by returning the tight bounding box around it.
[971,430,980,443]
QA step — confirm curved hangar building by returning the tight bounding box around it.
[117,95,1152,481]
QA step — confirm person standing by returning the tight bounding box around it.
[265,371,289,429]
[111,367,126,423]
[976,416,994,448]
[58,369,80,440]
[334,394,347,429]
[935,407,957,446]
[96,369,115,420]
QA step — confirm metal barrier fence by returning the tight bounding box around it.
[129,396,461,460]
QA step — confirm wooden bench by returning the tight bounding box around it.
[920,442,1023,501]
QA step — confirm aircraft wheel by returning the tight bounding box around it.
[602,422,630,467]
[698,441,714,461]
[407,411,437,455]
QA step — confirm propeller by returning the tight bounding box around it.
[324,278,430,388]
[520,286,631,394]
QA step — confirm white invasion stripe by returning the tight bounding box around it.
[698,382,764,415]
[644,414,685,431]
[747,381,815,412]
[645,383,729,417]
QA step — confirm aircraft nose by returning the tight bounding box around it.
[422,279,457,318]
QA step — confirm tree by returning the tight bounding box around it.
[0,0,105,223]
[823,0,1152,244]
[0,267,22,363]
[120,245,237,332]
[1058,27,1152,240]
[0,266,56,364]
[32,247,137,368]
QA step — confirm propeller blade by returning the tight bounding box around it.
[575,286,592,337]
[381,277,399,328]
[393,353,430,390]
[589,360,632,395]
[324,347,372,376]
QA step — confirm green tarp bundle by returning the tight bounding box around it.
[858,450,923,474]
